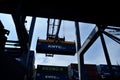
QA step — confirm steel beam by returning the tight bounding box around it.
[78,26,99,56]
[29,17,36,48]
[75,21,83,80]
[77,26,99,80]
[55,19,62,39]
[75,22,81,51]
[103,31,120,44]
[77,25,107,80]
[75,21,81,79]
[12,15,29,52]
[75,22,87,80]
[46,18,50,39]
[78,25,107,56]
[100,33,115,79]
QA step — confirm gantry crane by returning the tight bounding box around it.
[36,18,76,57]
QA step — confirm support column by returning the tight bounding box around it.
[12,15,29,52]
[75,22,81,51]
[75,22,84,80]
[77,24,107,80]
[29,17,36,48]
[100,32,114,79]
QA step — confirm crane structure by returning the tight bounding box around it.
[0,1,120,80]
[36,18,76,57]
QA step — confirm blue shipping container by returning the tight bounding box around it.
[36,39,76,55]
[36,72,68,80]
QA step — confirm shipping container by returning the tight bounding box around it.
[36,72,68,80]
[36,65,68,80]
[97,64,120,79]
[68,63,79,80]
[84,64,99,80]
[36,39,76,55]
[68,63,99,80]
[37,65,68,73]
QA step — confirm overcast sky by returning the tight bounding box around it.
[0,13,120,68]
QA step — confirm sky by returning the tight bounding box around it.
[0,13,120,68]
